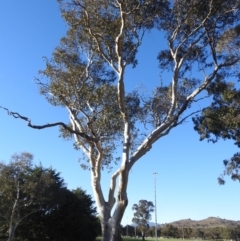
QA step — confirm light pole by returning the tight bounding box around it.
[153,172,158,241]
[182,224,184,240]
[126,216,128,237]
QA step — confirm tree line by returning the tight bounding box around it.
[128,200,240,241]
[121,224,240,240]
[0,152,101,241]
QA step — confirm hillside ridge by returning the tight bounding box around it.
[162,217,240,228]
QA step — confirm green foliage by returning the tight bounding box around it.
[0,153,66,240]
[132,200,154,240]
[113,225,240,240]
[15,188,100,241]
[38,34,144,169]
[218,153,240,184]
[161,224,179,238]
[30,0,240,175]
[34,0,172,172]
[193,80,240,184]
[217,24,240,54]
[193,80,240,146]
[0,153,100,241]
[159,0,240,70]
[159,225,240,240]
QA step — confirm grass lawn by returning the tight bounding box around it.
[96,239,224,241]
[122,239,156,241]
[96,238,205,241]
[96,238,153,241]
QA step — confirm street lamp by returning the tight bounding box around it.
[153,172,158,241]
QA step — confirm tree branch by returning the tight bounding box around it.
[73,0,119,73]
[0,106,98,142]
[128,64,223,169]
[17,208,42,225]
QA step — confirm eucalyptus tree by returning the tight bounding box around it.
[0,153,66,241]
[132,200,154,240]
[1,0,240,240]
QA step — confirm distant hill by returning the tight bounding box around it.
[129,217,240,228]
[163,217,240,228]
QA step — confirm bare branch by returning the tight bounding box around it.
[68,111,91,156]
[162,110,201,137]
[0,106,97,142]
[167,2,215,122]
[18,208,42,224]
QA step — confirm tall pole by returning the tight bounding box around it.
[182,224,184,240]
[126,216,128,237]
[153,172,158,241]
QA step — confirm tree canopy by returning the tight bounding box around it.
[0,152,66,241]
[0,153,100,241]
[15,188,100,241]
[193,76,240,184]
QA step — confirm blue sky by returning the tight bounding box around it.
[0,1,240,226]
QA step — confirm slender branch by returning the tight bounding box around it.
[74,0,119,73]
[112,2,131,168]
[186,56,240,103]
[167,2,215,122]
[17,208,42,224]
[162,110,202,138]
[94,141,103,174]
[116,2,127,115]
[124,3,140,15]
[123,29,145,67]
[161,57,240,143]
[128,63,227,169]
[0,106,97,142]
[128,119,173,169]
[204,26,218,66]
[67,107,85,133]
[192,95,210,103]
[69,113,90,156]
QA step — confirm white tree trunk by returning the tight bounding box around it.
[99,201,126,241]
[8,224,17,241]
[91,161,129,241]
[8,180,19,241]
